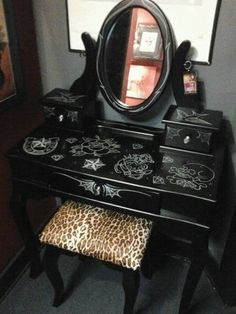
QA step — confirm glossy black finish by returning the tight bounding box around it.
[43,245,141,313]
[162,105,223,154]
[41,88,96,131]
[70,32,97,99]
[7,115,224,313]
[8,122,223,221]
[96,0,174,115]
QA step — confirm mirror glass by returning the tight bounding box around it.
[97,0,173,115]
[105,8,163,107]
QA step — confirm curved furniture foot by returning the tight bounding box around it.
[43,246,65,307]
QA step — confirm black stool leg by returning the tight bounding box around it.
[43,246,64,307]
[122,269,140,314]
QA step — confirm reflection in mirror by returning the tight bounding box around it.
[105,8,163,107]
[97,0,174,115]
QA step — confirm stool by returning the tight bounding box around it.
[39,200,153,313]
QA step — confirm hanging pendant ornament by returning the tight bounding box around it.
[183,60,198,95]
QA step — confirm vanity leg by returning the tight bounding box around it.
[43,246,64,306]
[179,244,208,314]
[10,191,42,278]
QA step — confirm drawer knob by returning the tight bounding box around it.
[183,135,191,144]
[58,114,64,122]
[94,185,102,196]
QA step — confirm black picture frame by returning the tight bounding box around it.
[133,23,162,60]
[0,0,23,112]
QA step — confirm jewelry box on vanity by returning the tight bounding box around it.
[41,88,96,132]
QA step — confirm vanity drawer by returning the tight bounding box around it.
[42,103,83,130]
[49,172,161,216]
[165,125,213,153]
[162,105,223,154]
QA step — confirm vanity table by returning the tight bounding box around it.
[7,98,224,313]
[6,0,225,312]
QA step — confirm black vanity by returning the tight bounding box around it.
[6,0,226,312]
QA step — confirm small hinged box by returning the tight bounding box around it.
[41,88,95,131]
[162,105,223,154]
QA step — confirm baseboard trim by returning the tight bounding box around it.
[0,248,29,302]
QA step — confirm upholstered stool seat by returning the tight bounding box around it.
[39,200,153,313]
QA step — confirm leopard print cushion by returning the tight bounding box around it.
[40,200,153,270]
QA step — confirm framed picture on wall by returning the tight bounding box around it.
[133,24,162,60]
[0,0,23,112]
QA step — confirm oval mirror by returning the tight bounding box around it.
[97,0,174,115]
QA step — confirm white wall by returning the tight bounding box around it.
[32,0,86,93]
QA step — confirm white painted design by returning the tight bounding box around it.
[69,135,120,157]
[166,127,182,140]
[196,130,211,145]
[46,91,85,103]
[23,137,59,155]
[43,106,55,117]
[50,172,152,198]
[51,154,64,162]
[65,138,78,144]
[153,176,165,185]
[103,183,151,198]
[132,143,143,150]
[163,156,174,163]
[77,178,97,194]
[166,163,215,191]
[114,153,154,180]
[66,110,79,123]
[83,158,106,171]
[176,109,212,125]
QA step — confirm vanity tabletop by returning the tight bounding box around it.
[8,120,224,204]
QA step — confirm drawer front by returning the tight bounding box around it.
[42,104,83,130]
[48,172,160,216]
[165,125,213,153]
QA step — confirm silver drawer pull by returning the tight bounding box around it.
[94,185,102,196]
[58,114,64,122]
[183,135,191,144]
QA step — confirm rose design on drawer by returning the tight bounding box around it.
[69,135,120,157]
[114,153,154,180]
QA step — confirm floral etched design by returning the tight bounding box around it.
[114,153,154,180]
[166,163,215,191]
[69,135,120,157]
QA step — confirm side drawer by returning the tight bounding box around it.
[165,125,214,153]
[49,172,161,216]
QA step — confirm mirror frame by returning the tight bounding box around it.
[96,0,174,115]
